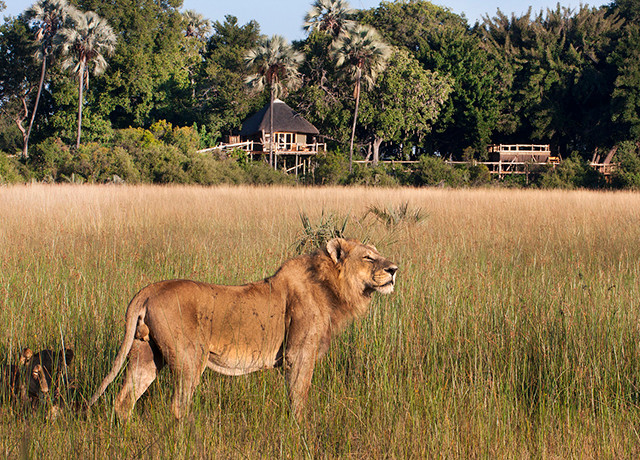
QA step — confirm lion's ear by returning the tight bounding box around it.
[326,238,347,264]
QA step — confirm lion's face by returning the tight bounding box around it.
[326,238,398,296]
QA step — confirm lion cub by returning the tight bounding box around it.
[1,348,49,403]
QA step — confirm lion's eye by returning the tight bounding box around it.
[364,255,375,262]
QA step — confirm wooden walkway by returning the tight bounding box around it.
[354,159,617,177]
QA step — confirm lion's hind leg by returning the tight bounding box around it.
[169,346,208,420]
[114,339,162,421]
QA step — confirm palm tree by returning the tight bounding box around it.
[24,0,72,159]
[304,0,354,37]
[245,35,304,168]
[56,10,116,148]
[332,24,390,172]
[183,10,211,39]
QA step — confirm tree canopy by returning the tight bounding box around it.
[1,0,640,186]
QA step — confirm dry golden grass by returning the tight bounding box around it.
[1,184,640,458]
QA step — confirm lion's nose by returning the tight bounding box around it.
[385,266,398,277]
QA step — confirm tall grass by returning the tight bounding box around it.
[1,184,640,457]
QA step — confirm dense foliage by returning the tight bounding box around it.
[1,0,639,188]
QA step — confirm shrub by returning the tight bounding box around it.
[411,155,467,187]
[346,164,399,186]
[294,211,349,254]
[312,150,350,185]
[242,161,296,185]
[611,141,640,189]
[168,126,200,155]
[467,163,492,186]
[149,121,201,155]
[539,153,604,189]
[28,137,73,181]
[71,144,140,183]
[0,153,25,184]
[187,156,248,185]
[364,202,426,228]
[148,144,190,184]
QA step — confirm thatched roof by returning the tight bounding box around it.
[240,99,319,136]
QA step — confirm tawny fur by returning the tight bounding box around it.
[88,238,398,421]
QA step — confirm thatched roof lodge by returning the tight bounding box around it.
[234,99,323,155]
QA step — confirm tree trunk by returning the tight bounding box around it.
[76,60,85,149]
[349,68,362,173]
[269,87,275,169]
[372,136,383,166]
[24,56,48,159]
[15,96,29,151]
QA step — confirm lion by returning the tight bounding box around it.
[26,349,74,402]
[1,348,49,403]
[88,238,398,421]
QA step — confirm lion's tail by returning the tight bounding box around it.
[88,292,148,408]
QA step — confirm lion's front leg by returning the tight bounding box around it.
[284,312,328,421]
[285,344,318,421]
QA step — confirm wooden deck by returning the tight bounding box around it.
[198,141,325,156]
[198,141,326,176]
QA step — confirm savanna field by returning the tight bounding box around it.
[1,184,640,458]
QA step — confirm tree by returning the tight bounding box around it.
[245,35,304,168]
[0,16,39,154]
[195,16,261,140]
[481,5,622,156]
[56,9,116,148]
[358,48,453,164]
[183,9,211,39]
[298,0,356,145]
[23,0,71,158]
[361,0,502,158]
[304,0,355,37]
[331,24,390,171]
[71,0,185,128]
[609,0,640,142]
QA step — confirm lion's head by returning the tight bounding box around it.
[325,238,398,298]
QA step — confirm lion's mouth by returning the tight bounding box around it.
[375,279,395,294]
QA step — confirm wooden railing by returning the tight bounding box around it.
[198,141,325,155]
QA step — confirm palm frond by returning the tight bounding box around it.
[293,211,350,254]
[364,202,427,229]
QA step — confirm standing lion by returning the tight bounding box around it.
[89,238,398,421]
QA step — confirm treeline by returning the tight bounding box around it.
[1,0,639,188]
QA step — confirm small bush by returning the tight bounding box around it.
[72,144,141,183]
[346,164,399,186]
[611,141,640,189]
[312,150,350,185]
[411,156,467,187]
[187,156,248,185]
[149,144,190,184]
[47,110,114,145]
[467,163,492,186]
[242,161,296,185]
[0,153,25,184]
[539,153,604,189]
[28,137,73,181]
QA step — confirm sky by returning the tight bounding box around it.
[5,0,606,41]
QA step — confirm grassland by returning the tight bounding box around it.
[1,184,640,458]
